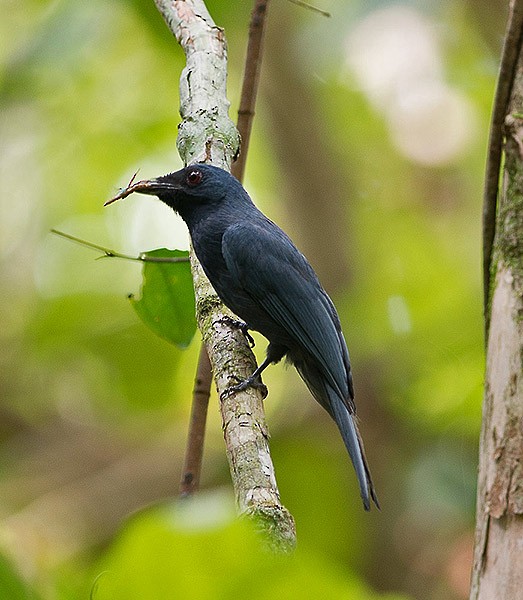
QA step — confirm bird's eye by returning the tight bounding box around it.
[186,169,203,186]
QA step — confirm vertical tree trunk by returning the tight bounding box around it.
[470,2,523,596]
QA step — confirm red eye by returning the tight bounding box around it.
[186,169,203,186]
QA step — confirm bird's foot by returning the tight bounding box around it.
[220,374,268,400]
[215,316,255,348]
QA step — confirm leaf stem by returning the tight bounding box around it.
[50,229,189,263]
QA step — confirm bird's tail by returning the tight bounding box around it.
[294,359,379,510]
[329,391,379,510]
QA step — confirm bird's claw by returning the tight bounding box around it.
[220,376,268,400]
[243,329,256,348]
[216,316,255,348]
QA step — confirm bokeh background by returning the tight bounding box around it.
[0,0,507,598]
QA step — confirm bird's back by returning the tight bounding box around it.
[180,167,377,509]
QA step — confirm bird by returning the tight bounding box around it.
[106,163,379,510]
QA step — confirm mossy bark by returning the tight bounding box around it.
[470,5,523,594]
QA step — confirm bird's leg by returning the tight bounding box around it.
[220,344,287,401]
[220,356,271,400]
[215,315,255,347]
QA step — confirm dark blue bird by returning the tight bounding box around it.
[108,163,378,510]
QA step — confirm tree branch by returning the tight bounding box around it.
[153,0,296,550]
[181,0,270,500]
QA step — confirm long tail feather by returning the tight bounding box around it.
[329,392,379,510]
[294,357,379,510]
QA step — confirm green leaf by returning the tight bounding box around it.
[129,249,196,349]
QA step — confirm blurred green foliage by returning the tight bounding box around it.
[94,496,409,600]
[0,0,505,598]
[0,554,39,600]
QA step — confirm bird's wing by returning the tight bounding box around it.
[222,220,351,405]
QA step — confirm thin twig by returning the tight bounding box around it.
[287,0,330,18]
[180,346,212,496]
[482,0,523,335]
[232,0,271,182]
[50,229,189,263]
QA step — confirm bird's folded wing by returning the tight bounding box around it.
[222,221,350,401]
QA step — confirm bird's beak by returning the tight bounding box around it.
[104,171,184,206]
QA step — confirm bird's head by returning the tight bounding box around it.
[105,164,235,215]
